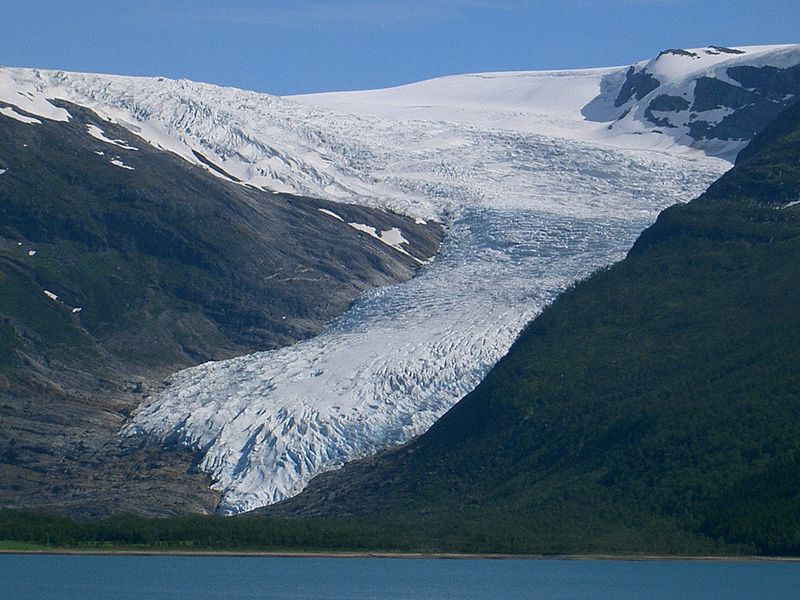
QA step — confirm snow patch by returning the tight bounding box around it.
[0,70,71,122]
[110,158,134,170]
[348,222,416,261]
[318,208,344,222]
[41,289,82,314]
[0,106,42,125]
[693,107,736,127]
[379,227,409,249]
[348,222,379,237]
[27,250,36,256]
[0,168,6,175]
[86,124,138,150]
[780,199,800,209]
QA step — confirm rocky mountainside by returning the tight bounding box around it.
[582,45,800,158]
[266,101,800,556]
[0,99,439,517]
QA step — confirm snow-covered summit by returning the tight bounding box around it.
[301,44,800,160]
[584,44,800,157]
[3,44,800,514]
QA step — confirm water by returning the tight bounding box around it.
[1,555,797,599]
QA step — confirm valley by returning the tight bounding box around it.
[1,44,799,519]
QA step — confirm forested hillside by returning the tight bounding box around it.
[267,102,800,555]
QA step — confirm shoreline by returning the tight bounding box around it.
[2,548,799,562]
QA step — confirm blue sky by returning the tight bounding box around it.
[1,1,798,95]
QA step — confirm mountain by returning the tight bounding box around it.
[1,44,800,517]
[0,97,440,516]
[265,100,800,555]
[131,45,800,515]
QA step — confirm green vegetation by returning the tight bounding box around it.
[0,539,51,551]
[0,510,458,554]
[0,508,738,555]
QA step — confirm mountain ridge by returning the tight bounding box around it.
[0,97,440,517]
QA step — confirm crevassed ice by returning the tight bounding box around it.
[128,130,727,514]
[7,49,787,513]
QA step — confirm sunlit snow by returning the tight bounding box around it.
[318,208,344,221]
[0,70,71,122]
[86,124,139,150]
[348,222,418,262]
[110,158,134,170]
[379,227,408,249]
[0,106,42,125]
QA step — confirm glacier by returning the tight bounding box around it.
[2,44,799,513]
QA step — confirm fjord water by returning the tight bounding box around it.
[2,556,798,599]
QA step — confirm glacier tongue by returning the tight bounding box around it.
[128,132,727,514]
[11,48,796,513]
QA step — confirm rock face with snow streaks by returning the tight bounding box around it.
[584,45,800,158]
[0,97,439,517]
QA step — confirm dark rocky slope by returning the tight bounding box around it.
[0,100,441,517]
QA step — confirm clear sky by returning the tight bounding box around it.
[1,1,798,96]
